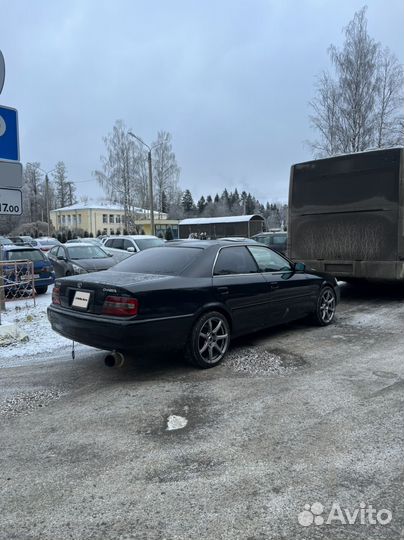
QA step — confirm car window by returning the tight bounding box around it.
[66,245,109,260]
[113,247,203,275]
[6,249,46,262]
[111,238,124,249]
[254,235,271,246]
[248,246,292,272]
[55,247,65,258]
[272,235,287,245]
[134,238,165,250]
[49,246,59,256]
[123,239,134,250]
[214,247,258,276]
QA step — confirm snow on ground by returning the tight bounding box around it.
[0,287,91,367]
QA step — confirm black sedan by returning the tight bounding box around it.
[47,240,340,368]
[48,242,119,277]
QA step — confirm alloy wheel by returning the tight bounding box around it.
[198,316,229,364]
[319,288,336,323]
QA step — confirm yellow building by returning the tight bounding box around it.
[50,202,179,238]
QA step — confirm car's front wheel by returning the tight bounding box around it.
[185,311,230,368]
[312,286,336,326]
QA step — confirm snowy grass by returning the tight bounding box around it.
[0,287,90,366]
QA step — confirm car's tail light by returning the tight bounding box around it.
[52,286,61,305]
[102,296,138,317]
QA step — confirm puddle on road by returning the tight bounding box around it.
[223,346,308,376]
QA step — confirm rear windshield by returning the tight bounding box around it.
[66,245,109,260]
[135,238,165,250]
[38,239,59,246]
[112,247,202,275]
[7,249,46,262]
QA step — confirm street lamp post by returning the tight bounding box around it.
[128,132,163,236]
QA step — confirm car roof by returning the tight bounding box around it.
[2,245,41,251]
[164,239,259,249]
[64,242,98,247]
[107,235,160,240]
[253,231,287,236]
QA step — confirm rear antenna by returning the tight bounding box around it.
[71,340,75,360]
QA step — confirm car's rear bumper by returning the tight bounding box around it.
[47,305,194,352]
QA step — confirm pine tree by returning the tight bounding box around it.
[197,196,207,214]
[181,189,195,214]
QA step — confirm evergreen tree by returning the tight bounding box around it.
[197,196,207,214]
[181,189,195,214]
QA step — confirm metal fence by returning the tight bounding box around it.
[0,259,36,305]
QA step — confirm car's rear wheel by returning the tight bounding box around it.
[35,286,48,295]
[185,311,230,368]
[312,286,336,326]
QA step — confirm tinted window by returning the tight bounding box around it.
[248,246,291,272]
[6,249,46,262]
[272,234,287,245]
[214,247,258,275]
[134,238,165,250]
[39,239,59,247]
[112,247,202,275]
[66,246,109,260]
[254,235,271,246]
[123,239,134,250]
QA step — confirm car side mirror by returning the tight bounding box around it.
[127,246,135,252]
[57,255,66,261]
[294,262,305,272]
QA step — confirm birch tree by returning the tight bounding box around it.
[152,131,181,216]
[309,6,403,156]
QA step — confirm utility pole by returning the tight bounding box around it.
[45,174,50,236]
[147,149,154,234]
[128,132,164,237]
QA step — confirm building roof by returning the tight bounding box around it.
[51,201,167,217]
[179,214,264,225]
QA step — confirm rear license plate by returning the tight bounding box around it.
[72,291,90,309]
[33,274,40,278]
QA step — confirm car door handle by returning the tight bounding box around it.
[217,286,229,295]
[270,283,280,290]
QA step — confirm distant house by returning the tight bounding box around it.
[50,202,179,238]
[178,214,265,239]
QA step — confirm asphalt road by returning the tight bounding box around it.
[1,283,403,540]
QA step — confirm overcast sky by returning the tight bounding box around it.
[1,0,403,205]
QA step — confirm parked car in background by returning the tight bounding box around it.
[48,242,121,277]
[252,232,288,254]
[8,236,35,246]
[34,237,62,252]
[0,236,14,247]
[66,238,102,245]
[1,245,55,294]
[48,240,339,368]
[103,235,164,253]
[218,237,258,244]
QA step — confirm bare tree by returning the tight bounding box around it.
[152,131,181,216]
[374,47,404,147]
[94,120,137,231]
[309,6,403,156]
[23,162,44,222]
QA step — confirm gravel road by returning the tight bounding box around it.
[0,283,403,540]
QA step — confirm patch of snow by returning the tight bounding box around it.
[0,287,91,367]
[166,415,188,431]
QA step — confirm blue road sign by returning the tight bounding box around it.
[0,105,19,161]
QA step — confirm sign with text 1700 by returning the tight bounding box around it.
[0,187,22,215]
